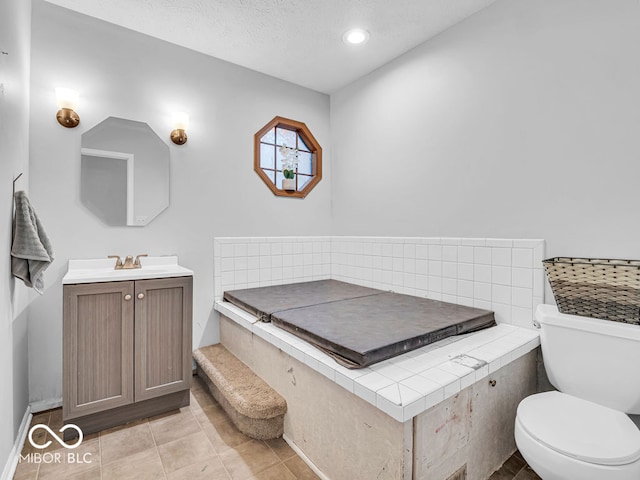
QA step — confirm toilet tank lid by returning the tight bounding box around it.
[536,304,640,341]
[517,391,640,466]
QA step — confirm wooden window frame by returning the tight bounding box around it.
[254,116,322,199]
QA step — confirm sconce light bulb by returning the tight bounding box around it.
[55,87,79,110]
[172,112,189,131]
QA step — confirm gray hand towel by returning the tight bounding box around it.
[11,191,54,294]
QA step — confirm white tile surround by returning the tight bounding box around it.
[214,236,545,329]
[214,237,332,298]
[213,236,544,422]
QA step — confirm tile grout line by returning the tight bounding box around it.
[97,428,105,478]
[146,418,169,480]
[280,459,299,479]
[188,396,233,480]
[35,411,53,480]
[263,441,293,478]
[98,427,103,480]
[31,411,48,480]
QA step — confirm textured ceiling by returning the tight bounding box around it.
[44,0,497,94]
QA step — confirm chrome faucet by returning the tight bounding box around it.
[108,254,148,270]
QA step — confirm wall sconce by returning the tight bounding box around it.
[55,87,80,128]
[170,112,189,145]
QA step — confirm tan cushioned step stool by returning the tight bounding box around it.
[193,344,287,440]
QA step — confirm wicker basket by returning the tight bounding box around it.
[543,257,640,325]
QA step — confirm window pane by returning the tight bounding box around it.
[298,134,311,152]
[260,143,275,169]
[276,127,296,147]
[262,168,275,184]
[276,148,286,171]
[298,174,312,190]
[298,151,312,175]
[260,128,275,144]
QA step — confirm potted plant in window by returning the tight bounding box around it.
[279,143,299,191]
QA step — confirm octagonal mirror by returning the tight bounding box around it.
[80,117,170,226]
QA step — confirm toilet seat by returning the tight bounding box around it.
[517,391,640,466]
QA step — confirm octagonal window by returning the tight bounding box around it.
[254,116,322,198]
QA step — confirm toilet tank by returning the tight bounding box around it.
[537,304,640,414]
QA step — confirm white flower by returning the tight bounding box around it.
[279,143,299,171]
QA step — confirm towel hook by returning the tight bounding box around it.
[12,173,23,196]
[11,173,24,240]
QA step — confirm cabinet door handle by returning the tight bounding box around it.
[124,294,132,301]
[137,293,145,300]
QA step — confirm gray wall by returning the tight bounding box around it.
[28,1,331,405]
[330,0,640,260]
[0,0,31,472]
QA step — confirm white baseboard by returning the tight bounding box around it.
[29,397,62,413]
[1,406,32,480]
[282,433,329,480]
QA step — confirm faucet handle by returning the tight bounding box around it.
[134,254,148,268]
[108,255,123,270]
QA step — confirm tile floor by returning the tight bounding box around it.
[488,450,542,480]
[13,374,542,480]
[13,376,320,480]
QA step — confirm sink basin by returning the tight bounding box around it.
[63,256,193,284]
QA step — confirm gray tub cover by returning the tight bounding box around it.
[223,280,495,368]
[223,279,381,322]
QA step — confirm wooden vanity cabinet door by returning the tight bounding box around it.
[134,276,192,402]
[63,281,135,420]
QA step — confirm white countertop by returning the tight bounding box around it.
[215,300,540,423]
[63,256,193,284]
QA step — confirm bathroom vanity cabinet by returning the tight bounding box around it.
[62,260,193,437]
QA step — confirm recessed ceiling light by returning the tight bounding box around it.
[343,28,370,46]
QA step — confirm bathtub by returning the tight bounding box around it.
[215,299,538,480]
[213,235,544,479]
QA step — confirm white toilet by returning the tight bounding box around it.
[515,304,640,479]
